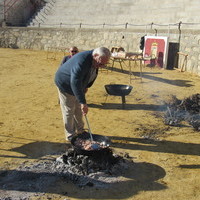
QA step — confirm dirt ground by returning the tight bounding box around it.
[0,48,200,200]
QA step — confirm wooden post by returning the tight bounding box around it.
[177,52,188,72]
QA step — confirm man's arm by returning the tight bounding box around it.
[70,63,87,104]
[60,56,70,66]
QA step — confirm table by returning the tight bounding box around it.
[110,53,144,83]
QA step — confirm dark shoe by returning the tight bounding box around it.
[76,130,88,135]
[81,130,88,134]
[67,135,73,141]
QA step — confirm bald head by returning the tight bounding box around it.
[92,47,111,68]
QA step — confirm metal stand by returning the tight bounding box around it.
[121,96,126,109]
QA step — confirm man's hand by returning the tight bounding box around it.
[81,104,88,115]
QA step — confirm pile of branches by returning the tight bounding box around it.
[164,93,200,131]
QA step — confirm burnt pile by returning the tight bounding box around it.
[54,147,132,187]
[164,93,200,131]
[57,148,124,175]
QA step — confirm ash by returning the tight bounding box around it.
[0,147,132,199]
[164,94,200,131]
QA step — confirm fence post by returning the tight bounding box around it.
[150,22,154,29]
[3,0,6,21]
[80,23,82,28]
[125,22,128,29]
[178,21,182,30]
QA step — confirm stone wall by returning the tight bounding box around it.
[0,27,199,75]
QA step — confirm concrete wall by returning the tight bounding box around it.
[0,0,35,26]
[0,27,199,75]
[30,0,200,30]
[0,0,4,23]
[0,0,47,26]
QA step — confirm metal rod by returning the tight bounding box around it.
[84,115,94,141]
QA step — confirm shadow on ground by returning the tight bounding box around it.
[88,103,166,111]
[0,160,166,199]
[108,66,194,87]
[1,134,199,160]
[0,140,67,159]
[109,136,200,156]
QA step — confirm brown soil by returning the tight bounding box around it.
[0,48,200,200]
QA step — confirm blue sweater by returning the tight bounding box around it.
[55,50,97,104]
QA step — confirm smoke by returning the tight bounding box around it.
[164,94,200,131]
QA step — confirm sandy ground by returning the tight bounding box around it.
[0,48,200,200]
